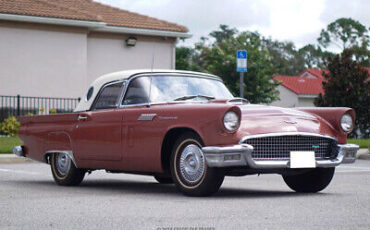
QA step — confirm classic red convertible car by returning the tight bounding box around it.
[14,70,359,196]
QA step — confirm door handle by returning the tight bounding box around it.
[77,115,88,121]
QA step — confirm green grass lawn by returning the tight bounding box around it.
[347,139,370,149]
[0,136,23,153]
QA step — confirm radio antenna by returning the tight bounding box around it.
[151,44,155,72]
[148,44,155,107]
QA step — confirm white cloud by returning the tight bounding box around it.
[96,0,369,49]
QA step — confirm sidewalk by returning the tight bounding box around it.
[1,149,369,164]
[0,154,36,164]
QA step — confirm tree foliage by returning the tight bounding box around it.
[315,49,369,137]
[317,18,369,67]
[298,44,332,69]
[175,47,201,71]
[175,18,369,108]
[263,39,305,75]
[318,18,369,49]
[181,25,280,104]
[209,24,238,45]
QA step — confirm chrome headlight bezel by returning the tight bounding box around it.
[223,111,240,132]
[340,113,353,132]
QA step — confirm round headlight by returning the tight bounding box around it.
[340,114,353,132]
[223,111,240,131]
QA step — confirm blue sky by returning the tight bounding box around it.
[97,0,369,49]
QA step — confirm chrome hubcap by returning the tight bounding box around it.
[56,153,71,176]
[179,144,205,184]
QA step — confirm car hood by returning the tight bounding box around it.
[236,104,326,136]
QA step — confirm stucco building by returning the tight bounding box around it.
[271,69,326,108]
[0,0,190,98]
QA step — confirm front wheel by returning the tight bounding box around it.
[170,132,224,196]
[50,152,86,186]
[282,167,335,193]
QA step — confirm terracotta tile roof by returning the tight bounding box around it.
[273,75,325,95]
[0,0,188,32]
[0,0,98,21]
[302,67,369,81]
[275,67,369,95]
[299,68,328,79]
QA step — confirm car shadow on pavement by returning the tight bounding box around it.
[10,179,333,199]
[215,187,332,198]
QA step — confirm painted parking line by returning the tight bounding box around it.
[337,169,370,173]
[0,168,41,175]
[336,165,370,173]
[338,166,370,170]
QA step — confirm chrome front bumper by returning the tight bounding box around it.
[202,143,359,169]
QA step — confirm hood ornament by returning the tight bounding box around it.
[284,120,297,124]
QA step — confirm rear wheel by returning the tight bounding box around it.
[50,153,86,186]
[154,175,173,184]
[170,132,224,196]
[283,167,335,193]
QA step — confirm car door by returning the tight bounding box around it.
[73,81,125,161]
[120,76,164,172]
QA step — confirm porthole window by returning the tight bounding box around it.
[86,87,94,101]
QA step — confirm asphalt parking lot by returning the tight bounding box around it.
[1,160,370,230]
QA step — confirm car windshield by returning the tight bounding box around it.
[123,75,233,104]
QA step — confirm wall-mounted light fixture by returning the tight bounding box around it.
[125,37,137,47]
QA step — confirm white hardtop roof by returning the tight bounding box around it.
[75,69,221,112]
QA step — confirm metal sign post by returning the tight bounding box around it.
[236,50,247,98]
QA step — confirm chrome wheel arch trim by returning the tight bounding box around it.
[44,150,77,168]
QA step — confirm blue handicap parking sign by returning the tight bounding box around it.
[237,50,247,72]
[237,50,247,59]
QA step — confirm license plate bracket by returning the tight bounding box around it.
[290,151,316,168]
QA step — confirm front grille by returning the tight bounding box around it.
[243,135,338,160]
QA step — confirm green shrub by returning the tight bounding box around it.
[0,116,20,137]
[49,109,57,114]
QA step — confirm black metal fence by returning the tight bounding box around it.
[0,95,80,122]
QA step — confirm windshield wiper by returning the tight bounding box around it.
[174,95,215,101]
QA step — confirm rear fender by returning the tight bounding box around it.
[44,132,76,166]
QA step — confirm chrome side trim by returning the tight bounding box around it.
[227,98,249,105]
[138,113,157,121]
[13,146,25,157]
[239,132,337,144]
[44,150,77,168]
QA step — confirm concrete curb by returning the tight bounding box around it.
[357,148,370,160]
[0,154,36,164]
[1,148,369,164]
